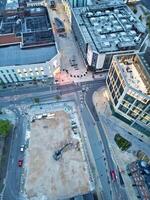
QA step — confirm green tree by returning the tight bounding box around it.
[133,8,137,14]
[33,97,40,103]
[0,120,12,137]
[139,15,142,21]
[55,95,61,100]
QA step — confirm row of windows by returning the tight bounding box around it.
[0,67,45,75]
[127,89,148,103]
[123,94,148,110]
[118,102,150,125]
[107,73,124,106]
[0,69,15,74]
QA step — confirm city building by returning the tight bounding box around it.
[127,160,150,200]
[123,0,140,4]
[0,6,60,84]
[106,53,150,134]
[62,0,88,23]
[5,0,19,10]
[71,1,148,71]
[24,0,45,7]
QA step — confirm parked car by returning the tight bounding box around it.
[20,145,25,152]
[110,170,117,181]
[18,160,23,167]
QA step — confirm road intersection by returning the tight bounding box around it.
[0,78,129,200]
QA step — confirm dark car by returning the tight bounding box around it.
[18,160,23,167]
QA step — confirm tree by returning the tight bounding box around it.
[33,97,40,103]
[133,8,137,14]
[33,77,37,84]
[0,120,12,137]
[55,95,61,100]
[139,15,142,21]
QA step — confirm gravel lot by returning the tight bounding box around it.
[24,110,90,200]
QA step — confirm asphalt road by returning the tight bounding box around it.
[0,78,128,200]
[0,79,104,98]
[2,107,25,200]
[85,85,129,200]
[77,92,112,200]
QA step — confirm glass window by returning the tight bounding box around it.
[118,105,128,113]
[119,85,124,95]
[124,94,135,104]
[113,70,117,80]
[134,100,147,110]
[114,98,118,105]
[128,111,138,119]
[112,91,115,99]
[107,76,110,85]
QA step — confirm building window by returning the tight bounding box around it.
[145,106,150,114]
[118,105,128,113]
[8,74,14,82]
[119,85,124,95]
[113,70,117,81]
[112,91,115,99]
[107,76,110,85]
[116,78,121,88]
[134,100,147,110]
[131,107,142,115]
[35,67,38,72]
[109,82,113,92]
[128,111,138,119]
[114,98,118,106]
[124,94,135,104]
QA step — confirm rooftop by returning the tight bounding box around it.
[116,54,150,96]
[73,2,147,53]
[5,0,18,10]
[0,0,7,11]
[0,45,57,66]
[0,6,57,66]
[0,6,54,47]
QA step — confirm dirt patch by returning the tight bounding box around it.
[25,110,90,200]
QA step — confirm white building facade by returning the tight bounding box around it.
[0,50,60,84]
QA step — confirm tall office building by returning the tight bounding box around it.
[106,53,150,135]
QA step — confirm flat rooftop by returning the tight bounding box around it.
[0,0,7,10]
[0,45,57,66]
[73,2,147,53]
[0,6,57,66]
[0,6,54,47]
[6,0,18,10]
[116,54,150,95]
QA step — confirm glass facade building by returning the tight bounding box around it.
[106,54,150,134]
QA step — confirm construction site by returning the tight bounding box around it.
[23,102,93,200]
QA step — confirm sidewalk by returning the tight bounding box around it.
[92,86,150,200]
[93,87,150,144]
